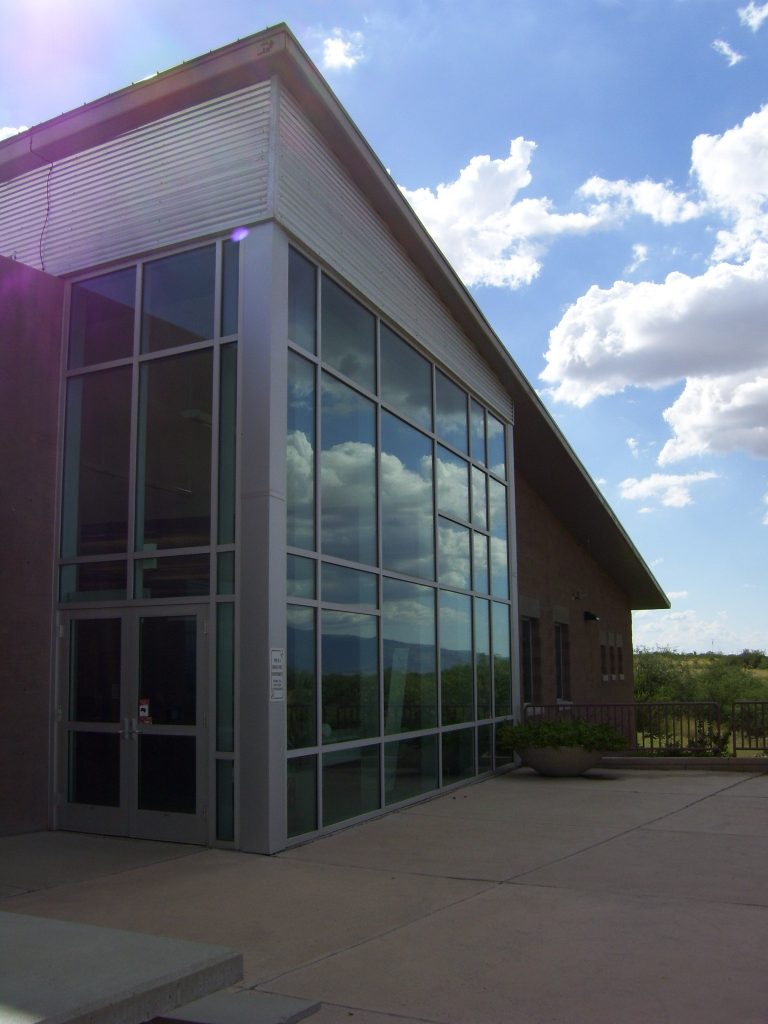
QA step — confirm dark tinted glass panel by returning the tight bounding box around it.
[141,246,215,352]
[288,755,318,837]
[137,349,212,550]
[470,400,487,465]
[384,735,438,805]
[321,374,376,565]
[383,579,437,734]
[442,728,475,785]
[322,563,377,608]
[436,446,469,521]
[472,533,489,594]
[135,554,209,599]
[321,276,375,391]
[61,368,131,557]
[287,555,315,599]
[289,248,317,354]
[321,610,378,744]
[287,352,316,550]
[68,732,120,806]
[69,618,121,722]
[489,479,509,599]
[60,562,127,603]
[380,326,432,430]
[217,551,235,595]
[221,240,240,337]
[287,606,316,750]
[440,591,473,725]
[69,267,135,368]
[435,372,468,453]
[493,602,512,716]
[381,413,434,579]
[216,759,235,841]
[496,722,515,767]
[218,343,237,544]
[487,414,506,479]
[438,518,471,591]
[139,615,196,725]
[217,603,234,752]
[471,467,487,530]
[323,745,380,826]
[475,599,492,719]
[138,735,195,813]
[478,724,493,772]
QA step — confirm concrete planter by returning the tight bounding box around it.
[521,746,602,777]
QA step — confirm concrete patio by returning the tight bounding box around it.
[2,766,768,1024]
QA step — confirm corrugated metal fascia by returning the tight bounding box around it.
[276,88,513,419]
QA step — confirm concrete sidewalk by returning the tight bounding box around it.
[2,767,768,1024]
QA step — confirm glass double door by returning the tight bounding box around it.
[57,606,208,844]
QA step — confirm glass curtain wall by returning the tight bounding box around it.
[286,247,514,839]
[60,239,240,842]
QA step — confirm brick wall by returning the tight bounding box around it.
[515,471,634,706]
[0,256,64,835]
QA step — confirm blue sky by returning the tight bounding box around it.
[2,0,767,653]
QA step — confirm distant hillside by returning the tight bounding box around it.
[634,648,768,704]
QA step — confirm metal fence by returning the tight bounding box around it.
[523,701,768,757]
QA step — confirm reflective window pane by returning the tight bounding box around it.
[139,615,196,725]
[471,467,487,530]
[218,343,237,545]
[384,735,438,805]
[487,414,506,479]
[288,755,317,837]
[216,759,235,841]
[137,350,213,550]
[287,606,316,750]
[380,326,432,430]
[138,735,196,813]
[493,602,512,716]
[135,554,210,599]
[289,248,317,354]
[475,599,492,719]
[287,352,316,550]
[141,246,215,352]
[472,532,489,594]
[69,618,121,723]
[383,579,437,734]
[435,372,468,454]
[381,413,434,580]
[216,603,235,752]
[69,267,135,368]
[221,240,240,337]
[478,723,493,773]
[442,728,475,785]
[321,375,376,565]
[217,551,235,596]
[68,732,119,806]
[321,610,378,744]
[489,479,509,599]
[470,400,487,465]
[321,275,375,391]
[322,563,377,608]
[436,446,469,522]
[60,562,127,603]
[287,555,315,599]
[61,368,132,557]
[440,591,473,725]
[438,518,471,591]
[323,745,380,826]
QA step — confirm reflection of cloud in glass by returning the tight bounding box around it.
[437,447,469,520]
[321,440,377,563]
[287,429,314,548]
[381,448,434,578]
[438,519,471,589]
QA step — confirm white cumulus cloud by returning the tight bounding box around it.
[0,125,28,141]
[619,471,718,508]
[738,1,768,31]
[322,28,365,70]
[712,39,745,66]
[579,177,703,225]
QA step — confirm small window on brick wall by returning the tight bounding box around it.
[601,632,625,682]
[520,616,540,704]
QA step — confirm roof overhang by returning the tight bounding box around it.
[0,24,668,610]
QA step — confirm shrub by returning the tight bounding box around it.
[497,718,627,754]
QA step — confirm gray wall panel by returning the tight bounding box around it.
[276,87,513,419]
[0,82,273,275]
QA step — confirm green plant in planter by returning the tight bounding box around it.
[497,718,627,755]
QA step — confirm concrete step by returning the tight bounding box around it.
[0,911,242,1024]
[155,990,321,1024]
